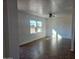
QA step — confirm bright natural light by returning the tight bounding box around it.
[51,29,62,50]
[58,34,62,40]
[37,21,42,32]
[37,21,42,27]
[30,20,36,27]
[30,20,36,34]
[52,29,62,40]
[52,29,57,39]
[30,20,42,34]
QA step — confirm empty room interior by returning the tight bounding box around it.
[3,0,75,59]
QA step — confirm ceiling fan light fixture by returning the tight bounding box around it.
[49,13,52,17]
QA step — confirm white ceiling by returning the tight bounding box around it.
[17,0,74,18]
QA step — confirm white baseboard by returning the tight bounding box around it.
[19,36,46,46]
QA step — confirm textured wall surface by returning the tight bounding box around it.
[18,11,46,45]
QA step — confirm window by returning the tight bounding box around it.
[30,20,42,34]
[30,20,36,34]
[37,21,42,32]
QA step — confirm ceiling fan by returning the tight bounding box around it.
[49,12,56,18]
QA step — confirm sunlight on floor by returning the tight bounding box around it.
[52,29,57,39]
[52,29,62,40]
[51,29,62,47]
[50,29,63,55]
[58,34,62,40]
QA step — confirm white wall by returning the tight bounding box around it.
[18,10,72,45]
[18,11,46,45]
[46,15,72,39]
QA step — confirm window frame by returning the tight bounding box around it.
[30,20,42,34]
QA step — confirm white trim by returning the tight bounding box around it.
[19,36,46,46]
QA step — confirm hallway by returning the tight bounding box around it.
[20,37,74,59]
